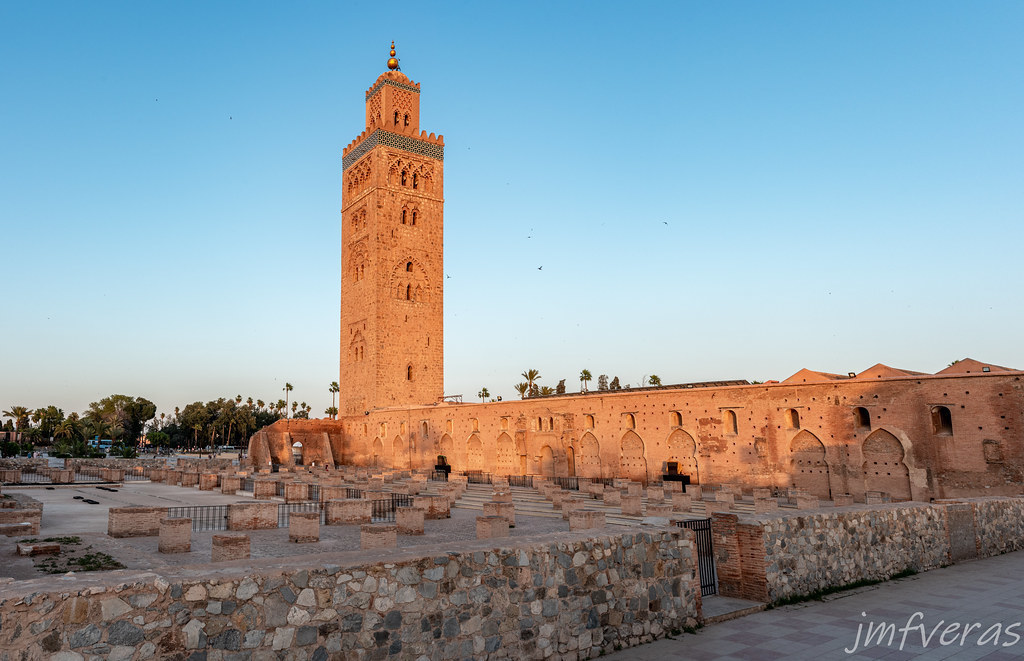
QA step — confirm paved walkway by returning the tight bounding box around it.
[602,550,1024,660]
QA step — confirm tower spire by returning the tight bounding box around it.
[387,41,400,71]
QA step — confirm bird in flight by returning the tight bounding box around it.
[537,266,543,270]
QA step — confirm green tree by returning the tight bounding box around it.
[597,374,609,391]
[556,379,566,395]
[3,405,32,432]
[648,375,662,386]
[609,376,621,390]
[329,382,340,419]
[580,369,592,393]
[283,383,294,418]
[478,387,490,402]
[539,386,554,396]
[521,369,541,395]
[324,406,339,418]
[513,382,529,399]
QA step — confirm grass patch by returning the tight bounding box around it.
[42,536,81,545]
[32,544,125,574]
[768,568,918,608]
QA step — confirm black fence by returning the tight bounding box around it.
[276,482,286,497]
[591,477,616,487]
[506,475,534,488]
[278,502,326,527]
[370,493,414,523]
[168,505,230,532]
[677,518,717,596]
[124,468,148,481]
[429,471,449,482]
[463,471,492,484]
[308,484,321,502]
[552,476,580,491]
[241,478,255,492]
[346,487,363,499]
[73,468,108,482]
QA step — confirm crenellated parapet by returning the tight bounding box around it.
[342,128,445,171]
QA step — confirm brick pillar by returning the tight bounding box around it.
[646,503,673,517]
[476,515,509,539]
[603,488,622,506]
[754,498,779,514]
[396,506,425,535]
[221,476,241,495]
[647,487,665,503]
[325,499,372,524]
[795,495,819,509]
[180,472,199,487]
[620,494,642,516]
[212,534,250,562]
[252,480,276,500]
[198,473,218,491]
[284,482,310,503]
[569,510,605,531]
[834,494,855,506]
[561,498,583,520]
[289,511,320,543]
[159,518,191,553]
[626,482,642,497]
[671,492,692,512]
[361,524,397,549]
[483,502,515,528]
[107,507,168,537]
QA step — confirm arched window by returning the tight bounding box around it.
[401,209,407,224]
[931,406,953,435]
[471,418,479,432]
[400,170,407,186]
[626,413,636,429]
[537,417,543,431]
[412,173,418,189]
[421,421,428,438]
[549,417,554,431]
[406,261,413,272]
[407,365,413,381]
[405,284,411,300]
[403,113,409,126]
[585,414,594,429]
[671,411,682,427]
[394,111,399,125]
[725,410,738,434]
[500,418,509,431]
[854,407,871,430]
[411,210,417,225]
[786,409,800,429]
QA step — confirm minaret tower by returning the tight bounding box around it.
[339,43,445,414]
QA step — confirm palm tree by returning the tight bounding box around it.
[3,406,32,432]
[521,370,541,396]
[513,382,529,400]
[478,387,490,402]
[325,406,338,418]
[648,375,662,386]
[580,369,592,393]
[329,382,340,419]
[256,399,265,411]
[539,386,554,396]
[283,383,293,418]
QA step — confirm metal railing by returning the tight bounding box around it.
[552,476,579,491]
[676,518,717,596]
[463,471,492,484]
[308,485,321,502]
[345,487,363,499]
[124,468,148,481]
[506,475,534,488]
[369,493,414,523]
[278,502,326,527]
[241,478,255,492]
[168,505,230,532]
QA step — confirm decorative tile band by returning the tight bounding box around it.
[365,78,421,101]
[343,129,444,171]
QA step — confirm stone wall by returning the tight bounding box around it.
[713,496,1024,604]
[0,528,701,660]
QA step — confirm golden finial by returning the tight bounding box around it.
[387,41,399,70]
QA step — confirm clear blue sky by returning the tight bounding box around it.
[2,1,1022,418]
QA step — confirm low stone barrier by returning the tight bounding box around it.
[284,481,310,502]
[0,527,702,659]
[603,488,622,506]
[289,511,320,543]
[413,494,450,519]
[198,473,219,491]
[647,486,665,503]
[568,510,605,530]
[227,502,277,530]
[159,518,191,553]
[834,494,855,506]
[646,503,673,517]
[561,498,584,520]
[107,506,167,538]
[211,534,250,562]
[621,494,642,516]
[220,476,241,494]
[671,492,691,511]
[754,498,778,513]
[180,472,199,487]
[253,479,276,499]
[713,496,1024,604]
[794,494,819,509]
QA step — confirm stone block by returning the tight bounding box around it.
[753,488,773,499]
[320,485,348,502]
[227,502,278,530]
[159,518,192,553]
[754,498,778,513]
[413,495,450,519]
[16,542,59,556]
[198,473,219,491]
[663,480,683,492]
[706,500,732,513]
[866,491,890,504]
[603,488,622,506]
[325,498,372,525]
[492,489,512,503]
[621,494,643,517]
[396,506,425,535]
[834,494,855,506]
[483,501,515,528]
[716,491,735,505]
[180,472,199,487]
[625,482,643,497]
[568,510,605,531]
[685,484,702,499]
[361,523,397,549]
[211,534,250,562]
[646,503,673,517]
[107,506,166,538]
[0,469,21,483]
[289,511,320,543]
[475,515,509,539]
[220,476,241,495]
[647,487,665,503]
